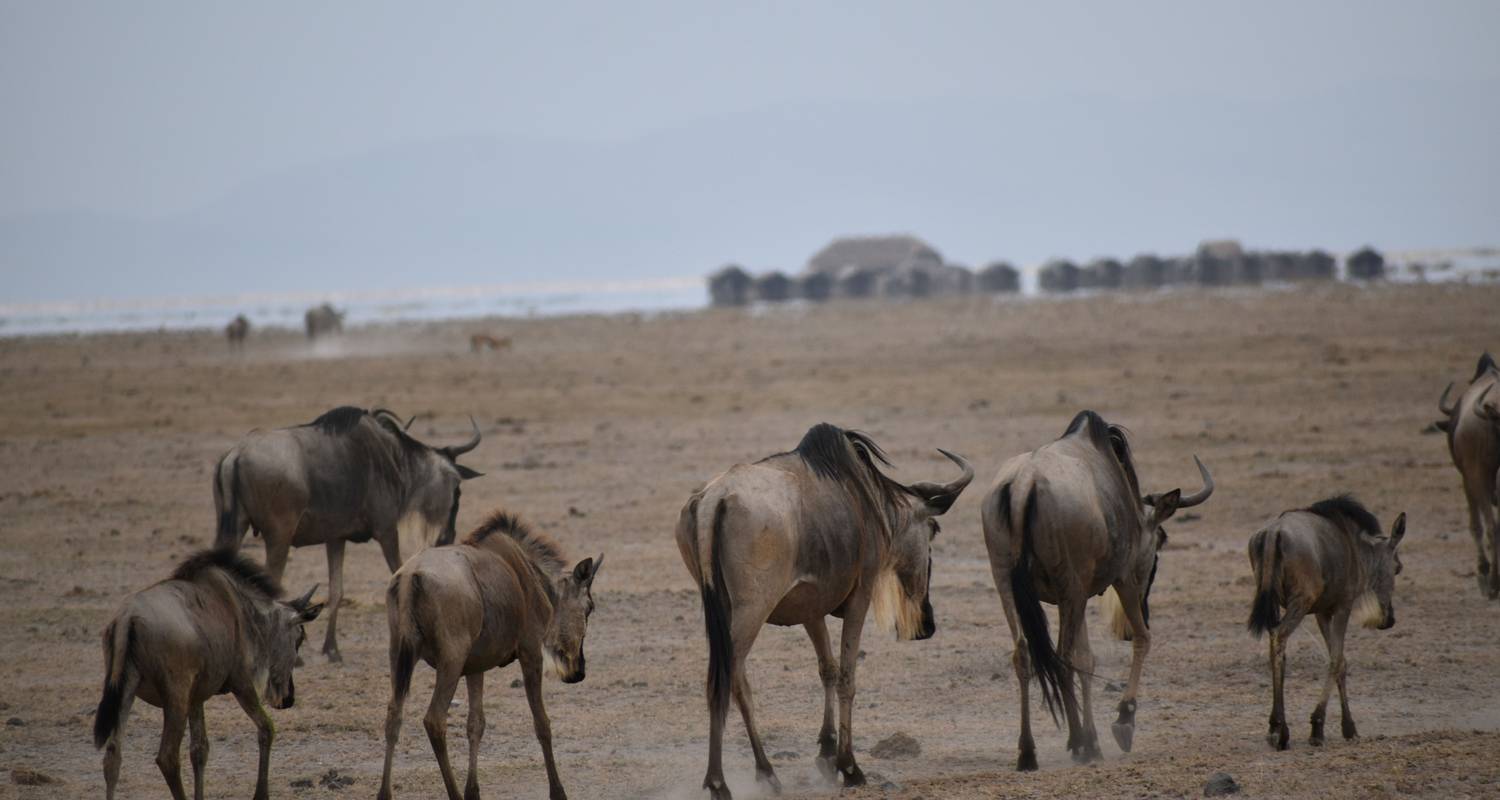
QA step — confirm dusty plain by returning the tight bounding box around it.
[2,283,1500,799]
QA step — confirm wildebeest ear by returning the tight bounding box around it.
[1389,512,1407,548]
[297,602,326,623]
[1149,489,1182,523]
[456,464,484,480]
[573,554,603,585]
[913,488,960,516]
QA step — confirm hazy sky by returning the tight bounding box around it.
[3,2,1498,300]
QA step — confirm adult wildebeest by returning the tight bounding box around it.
[304,302,344,339]
[1436,352,1500,597]
[213,406,482,661]
[225,314,250,351]
[677,423,973,798]
[378,509,602,800]
[94,549,322,800]
[1247,496,1406,750]
[980,410,1212,770]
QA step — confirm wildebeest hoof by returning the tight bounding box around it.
[1016,748,1038,772]
[464,782,481,800]
[549,786,567,800]
[703,777,731,800]
[1111,721,1135,753]
[1309,734,1325,747]
[1342,720,1359,741]
[756,768,782,794]
[1071,743,1103,764]
[324,649,343,664]
[815,755,837,782]
[1267,725,1290,751]
[840,763,866,787]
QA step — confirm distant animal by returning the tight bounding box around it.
[1435,353,1500,597]
[980,410,1213,769]
[677,424,973,798]
[213,406,482,662]
[377,510,603,800]
[224,314,250,351]
[93,549,322,800]
[303,303,345,339]
[1247,496,1406,750]
[469,333,512,353]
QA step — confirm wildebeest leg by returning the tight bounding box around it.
[1485,493,1500,599]
[322,539,345,662]
[1053,598,1087,760]
[1309,612,1335,746]
[155,689,190,800]
[1064,601,1101,762]
[1109,583,1151,754]
[463,672,485,800]
[834,593,870,787]
[1267,600,1308,751]
[520,651,567,800]
[1327,611,1358,741]
[424,661,465,800]
[232,688,276,800]
[994,566,1037,771]
[102,670,139,800]
[731,651,780,793]
[804,618,839,780]
[1464,484,1492,595]
[188,702,208,800]
[377,659,407,800]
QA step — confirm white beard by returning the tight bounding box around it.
[1355,591,1385,629]
[870,569,923,641]
[396,511,441,563]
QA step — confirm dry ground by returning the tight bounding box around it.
[2,283,1499,799]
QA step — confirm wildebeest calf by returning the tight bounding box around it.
[1247,495,1406,750]
[94,549,322,800]
[378,509,603,800]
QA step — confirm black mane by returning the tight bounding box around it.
[307,406,370,435]
[466,509,567,575]
[784,423,911,513]
[1476,352,1497,381]
[172,548,282,599]
[1305,494,1383,538]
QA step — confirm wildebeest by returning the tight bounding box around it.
[677,424,973,798]
[377,510,603,800]
[213,406,482,661]
[469,333,512,353]
[94,549,322,800]
[980,411,1213,769]
[1436,352,1500,596]
[1247,496,1406,749]
[303,302,344,339]
[225,314,250,351]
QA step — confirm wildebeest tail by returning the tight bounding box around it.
[1009,483,1070,725]
[699,497,734,724]
[212,450,244,551]
[389,573,423,702]
[1247,528,1282,638]
[93,618,134,749]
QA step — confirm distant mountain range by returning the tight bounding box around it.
[6,79,1496,303]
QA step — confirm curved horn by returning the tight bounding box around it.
[1438,382,1458,416]
[908,448,976,512]
[443,415,481,457]
[1477,385,1500,423]
[289,583,319,610]
[1145,455,1214,508]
